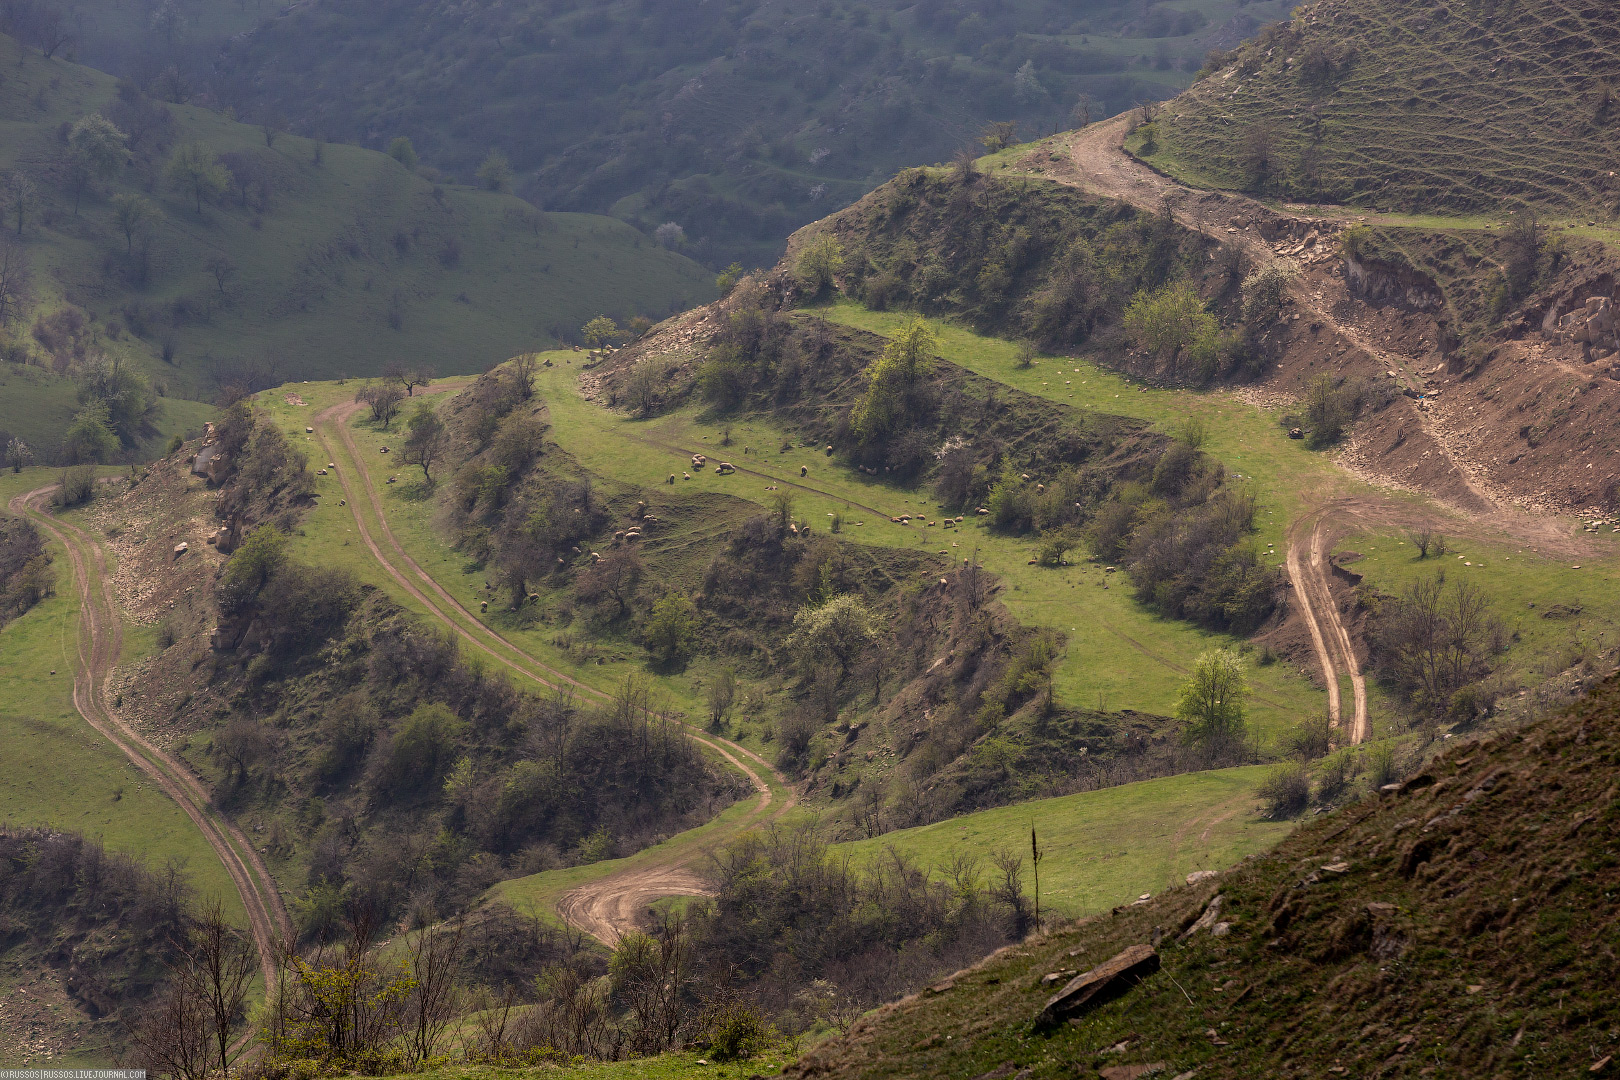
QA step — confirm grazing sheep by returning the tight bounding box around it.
[716,462,735,474]
[800,465,807,477]
[683,472,692,480]
[480,601,489,612]
[668,474,676,484]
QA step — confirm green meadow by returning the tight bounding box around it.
[0,469,242,920]
[836,765,1290,919]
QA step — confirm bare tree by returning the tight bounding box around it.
[205,253,236,297]
[1406,527,1434,559]
[173,898,256,1076]
[2,173,37,237]
[508,352,539,400]
[385,361,433,396]
[127,980,212,1080]
[577,547,643,619]
[260,114,288,149]
[0,234,33,327]
[402,920,465,1067]
[356,380,405,427]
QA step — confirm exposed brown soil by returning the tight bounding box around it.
[1030,115,1620,522]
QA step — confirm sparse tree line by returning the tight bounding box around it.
[98,812,1041,1073]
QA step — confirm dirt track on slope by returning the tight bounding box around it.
[12,486,291,986]
[313,399,792,944]
[1037,116,1608,741]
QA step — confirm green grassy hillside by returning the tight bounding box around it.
[0,33,714,458]
[782,672,1620,1079]
[1144,0,1620,216]
[837,765,1291,919]
[202,0,1292,268]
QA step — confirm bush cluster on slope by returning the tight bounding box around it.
[0,827,190,1030]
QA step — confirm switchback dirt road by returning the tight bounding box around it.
[12,486,292,985]
[314,399,790,944]
[1042,117,1459,743]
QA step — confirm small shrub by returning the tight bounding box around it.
[1257,765,1310,819]
[1364,744,1398,791]
[54,464,97,507]
[1314,753,1353,805]
[704,1002,772,1062]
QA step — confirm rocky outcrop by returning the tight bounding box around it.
[1344,256,1444,311]
[1036,944,1161,1027]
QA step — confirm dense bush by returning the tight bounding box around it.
[0,513,51,624]
[0,827,190,1028]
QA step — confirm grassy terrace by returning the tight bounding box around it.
[837,764,1289,920]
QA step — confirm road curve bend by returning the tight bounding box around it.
[312,400,794,943]
[12,486,292,985]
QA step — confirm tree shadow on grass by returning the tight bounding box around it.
[390,476,436,503]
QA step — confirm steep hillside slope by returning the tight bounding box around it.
[1148,0,1620,215]
[788,671,1620,1079]
[0,35,714,459]
[203,0,1293,267]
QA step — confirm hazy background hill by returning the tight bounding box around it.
[0,32,715,461]
[43,0,1293,269]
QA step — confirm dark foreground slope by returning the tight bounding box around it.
[789,673,1620,1079]
[1149,0,1620,215]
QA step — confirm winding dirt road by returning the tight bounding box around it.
[1047,116,1403,743]
[313,399,794,944]
[12,486,292,985]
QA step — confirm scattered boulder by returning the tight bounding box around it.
[1289,427,1304,439]
[380,446,389,453]
[305,426,314,434]
[173,542,188,557]
[1036,945,1160,1028]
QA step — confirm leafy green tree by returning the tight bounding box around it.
[980,120,1019,151]
[707,667,737,730]
[850,316,937,442]
[1175,648,1248,758]
[66,114,129,212]
[715,262,744,294]
[582,315,622,350]
[787,593,876,684]
[165,143,227,214]
[476,149,513,191]
[644,594,699,663]
[402,401,448,480]
[76,354,155,440]
[794,234,843,294]
[63,400,119,464]
[217,525,287,615]
[110,193,158,254]
[1122,281,1220,374]
[388,137,418,171]
[380,703,465,797]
